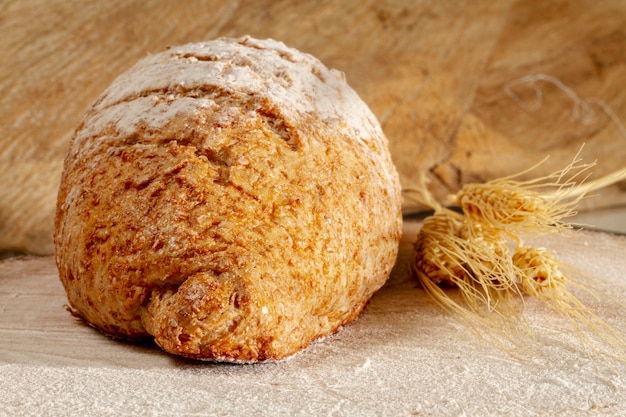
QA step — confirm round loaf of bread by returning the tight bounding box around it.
[54,36,402,362]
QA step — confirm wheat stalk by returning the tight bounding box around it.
[407,151,626,364]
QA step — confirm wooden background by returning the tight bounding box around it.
[2,0,626,254]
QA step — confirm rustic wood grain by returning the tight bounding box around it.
[446,0,626,205]
[1,0,625,254]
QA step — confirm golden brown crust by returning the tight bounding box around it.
[55,36,402,362]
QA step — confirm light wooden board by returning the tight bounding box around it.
[1,0,626,254]
[1,221,626,416]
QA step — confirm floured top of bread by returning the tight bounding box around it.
[76,36,380,152]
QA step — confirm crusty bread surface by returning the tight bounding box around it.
[54,36,402,362]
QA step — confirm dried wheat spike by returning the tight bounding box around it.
[411,212,520,312]
[512,246,566,298]
[454,179,581,237]
[411,212,465,286]
[456,221,517,294]
[451,152,594,236]
[457,182,548,227]
[411,211,529,347]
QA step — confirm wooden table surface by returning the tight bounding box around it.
[2,221,626,416]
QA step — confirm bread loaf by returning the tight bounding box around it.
[54,36,402,362]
